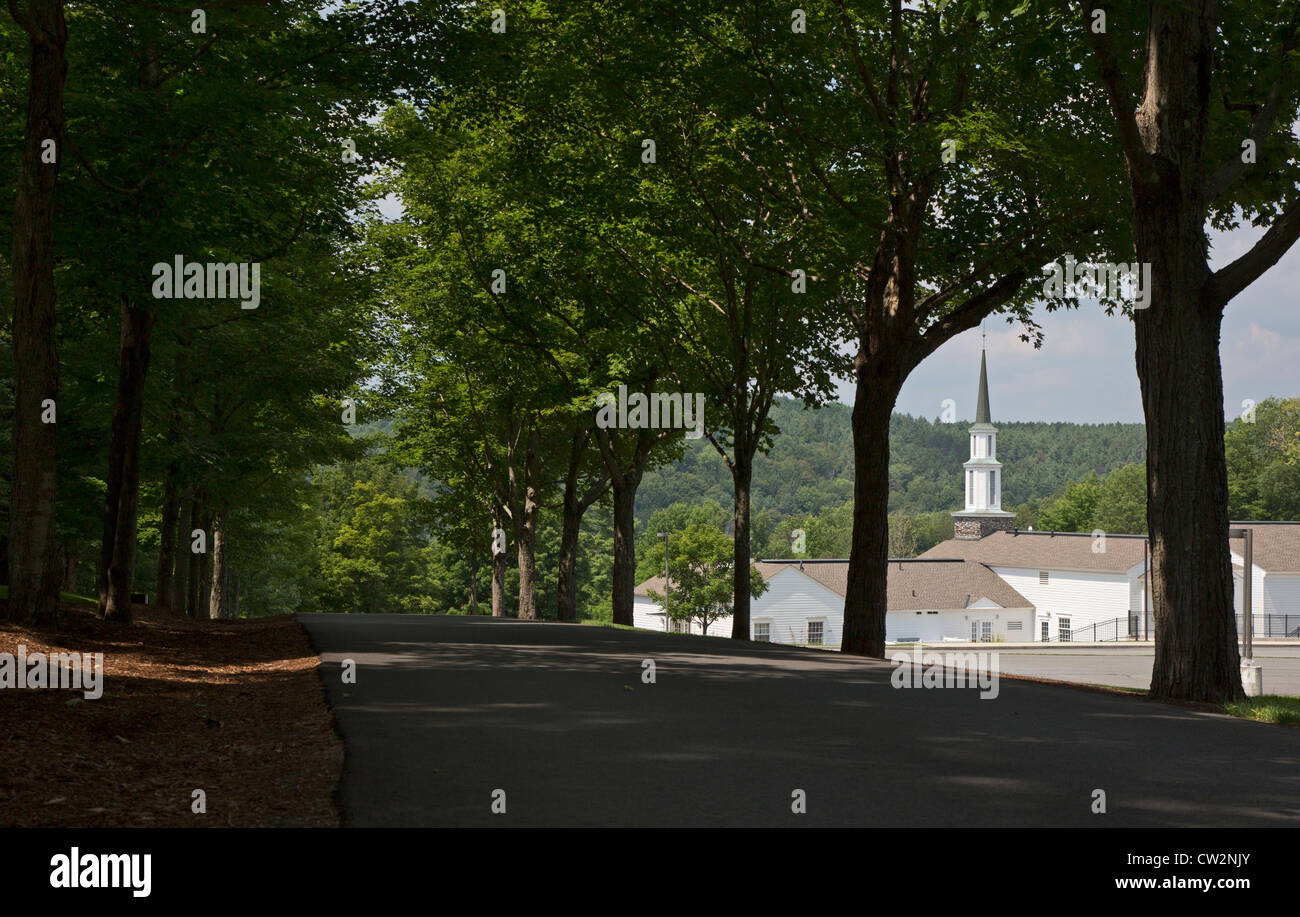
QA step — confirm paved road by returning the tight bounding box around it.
[945,645,1300,695]
[300,614,1300,827]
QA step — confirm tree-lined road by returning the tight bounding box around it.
[301,614,1300,827]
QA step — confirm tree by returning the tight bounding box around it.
[1076,1,1300,700]
[5,0,67,625]
[1226,398,1300,520]
[644,522,768,635]
[1096,462,1147,535]
[644,1,1130,658]
[1038,473,1101,533]
[563,19,849,640]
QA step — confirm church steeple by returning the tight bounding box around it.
[952,345,1016,540]
[975,349,992,426]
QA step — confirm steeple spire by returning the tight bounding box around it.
[975,347,991,425]
[953,345,1014,539]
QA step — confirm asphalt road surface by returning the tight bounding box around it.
[300,614,1300,827]
[984,645,1300,695]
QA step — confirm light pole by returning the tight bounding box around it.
[657,531,670,632]
[1230,526,1261,696]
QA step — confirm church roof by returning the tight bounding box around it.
[920,530,1147,573]
[636,558,1034,611]
[1230,522,1300,572]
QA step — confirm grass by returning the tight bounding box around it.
[0,584,96,605]
[1084,683,1146,695]
[1223,695,1300,727]
[578,618,640,631]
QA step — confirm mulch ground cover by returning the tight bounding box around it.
[0,601,342,827]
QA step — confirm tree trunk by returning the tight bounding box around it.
[208,511,228,620]
[5,0,68,626]
[1125,1,1243,702]
[155,461,179,609]
[610,478,637,626]
[729,445,754,641]
[557,491,582,623]
[171,487,191,612]
[468,557,480,615]
[841,355,905,657]
[197,514,212,618]
[515,428,540,619]
[557,427,607,623]
[557,430,583,623]
[60,551,77,594]
[491,505,506,617]
[1134,189,1241,701]
[185,494,204,619]
[98,298,155,623]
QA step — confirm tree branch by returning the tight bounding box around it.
[1079,2,1158,185]
[1203,7,1300,200]
[1209,197,1300,306]
[920,269,1028,350]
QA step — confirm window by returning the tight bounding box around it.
[671,618,690,634]
[754,622,770,642]
[981,621,992,642]
[1041,621,1050,642]
[1059,617,1072,643]
[807,621,824,646]
[971,621,979,641]
[1039,571,1049,585]
[967,470,973,505]
[988,474,994,506]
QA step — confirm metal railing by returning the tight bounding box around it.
[1235,613,1300,638]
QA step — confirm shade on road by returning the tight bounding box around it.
[300,614,1300,828]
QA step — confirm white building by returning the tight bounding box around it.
[633,349,1300,645]
[634,557,1035,645]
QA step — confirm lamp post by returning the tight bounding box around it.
[657,531,670,632]
[1230,527,1261,696]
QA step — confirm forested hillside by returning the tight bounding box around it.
[635,397,1147,521]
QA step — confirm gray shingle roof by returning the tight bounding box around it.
[919,530,1147,573]
[1232,522,1300,572]
[635,558,1033,611]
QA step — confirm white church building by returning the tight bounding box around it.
[633,350,1300,645]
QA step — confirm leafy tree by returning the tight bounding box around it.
[1226,398,1300,521]
[312,461,432,615]
[643,522,767,635]
[1038,473,1101,533]
[1096,462,1147,535]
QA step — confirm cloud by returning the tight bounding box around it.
[830,223,1300,422]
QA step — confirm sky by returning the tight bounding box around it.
[873,223,1300,424]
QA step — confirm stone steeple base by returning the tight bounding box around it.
[953,514,1017,540]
